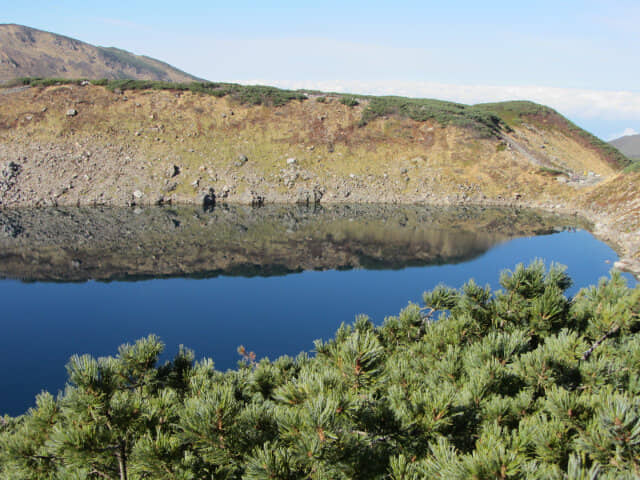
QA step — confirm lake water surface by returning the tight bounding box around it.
[0,205,635,415]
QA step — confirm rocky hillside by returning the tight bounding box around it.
[0,80,628,208]
[610,133,640,160]
[580,168,640,266]
[0,79,637,274]
[0,24,199,83]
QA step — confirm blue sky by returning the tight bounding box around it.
[4,0,640,139]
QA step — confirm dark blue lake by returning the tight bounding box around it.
[0,205,635,416]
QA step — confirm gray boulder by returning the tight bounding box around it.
[167,165,180,178]
[234,154,248,167]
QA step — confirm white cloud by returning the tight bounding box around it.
[238,79,640,125]
[607,128,639,141]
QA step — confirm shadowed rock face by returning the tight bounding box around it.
[0,204,585,282]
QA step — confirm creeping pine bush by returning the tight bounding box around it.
[1,261,639,479]
[357,96,504,137]
[339,96,360,107]
[12,78,307,107]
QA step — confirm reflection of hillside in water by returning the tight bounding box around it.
[0,204,585,282]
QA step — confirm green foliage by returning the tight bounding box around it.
[11,77,308,107]
[474,100,556,128]
[339,96,359,107]
[99,80,307,107]
[8,77,87,87]
[539,166,568,176]
[358,96,505,137]
[622,160,640,174]
[1,262,639,479]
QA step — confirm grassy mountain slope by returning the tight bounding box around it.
[0,79,628,207]
[478,101,629,172]
[0,24,200,83]
[610,133,640,160]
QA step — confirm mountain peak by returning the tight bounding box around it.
[0,24,201,83]
[610,133,640,160]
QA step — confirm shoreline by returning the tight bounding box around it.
[1,196,637,280]
[1,84,637,278]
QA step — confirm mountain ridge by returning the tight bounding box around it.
[0,80,629,209]
[0,24,201,83]
[609,133,640,160]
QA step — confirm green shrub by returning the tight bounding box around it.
[538,166,567,176]
[340,96,359,107]
[11,77,307,107]
[1,262,639,479]
[357,96,504,137]
[9,77,86,87]
[623,160,640,174]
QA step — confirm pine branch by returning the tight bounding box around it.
[581,324,620,361]
[88,469,112,479]
[29,454,57,461]
[418,308,435,336]
[335,428,395,446]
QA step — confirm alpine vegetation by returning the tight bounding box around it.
[1,261,638,479]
